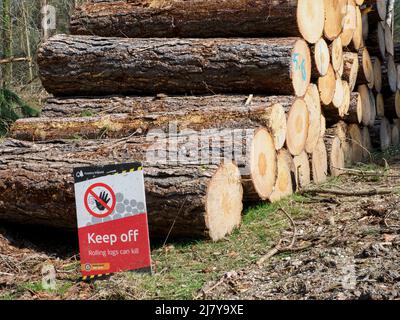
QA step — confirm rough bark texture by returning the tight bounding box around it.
[0,138,243,239]
[38,35,306,96]
[11,95,294,142]
[70,0,301,39]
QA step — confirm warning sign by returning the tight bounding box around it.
[73,163,151,280]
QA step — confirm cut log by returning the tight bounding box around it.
[385,90,400,119]
[38,35,312,97]
[269,149,295,203]
[370,117,392,150]
[330,37,343,73]
[376,93,385,117]
[371,57,382,92]
[361,126,373,160]
[391,124,400,146]
[331,121,353,166]
[397,65,400,90]
[340,0,357,46]
[344,92,363,124]
[304,84,322,154]
[358,85,372,126]
[356,47,374,88]
[324,134,345,176]
[320,114,327,138]
[385,23,394,56]
[332,77,345,110]
[324,0,347,40]
[310,137,328,184]
[318,63,336,105]
[11,95,290,150]
[293,151,311,190]
[286,98,309,156]
[313,38,330,76]
[348,123,363,163]
[366,21,386,58]
[70,0,326,44]
[382,54,397,93]
[368,89,377,127]
[342,52,359,92]
[352,5,364,50]
[324,80,351,124]
[0,139,244,240]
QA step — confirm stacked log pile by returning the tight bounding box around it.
[1,0,399,241]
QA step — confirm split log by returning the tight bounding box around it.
[293,151,311,190]
[370,117,392,150]
[342,52,359,92]
[310,137,328,184]
[269,149,295,203]
[0,138,245,240]
[318,63,336,105]
[324,0,348,40]
[286,98,309,156]
[324,134,345,177]
[304,84,322,154]
[70,0,326,44]
[38,35,312,97]
[12,95,291,151]
[313,38,330,76]
[348,124,363,163]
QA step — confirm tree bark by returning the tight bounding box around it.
[38,35,311,97]
[0,138,244,240]
[70,0,325,44]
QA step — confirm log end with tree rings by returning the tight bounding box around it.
[269,149,295,203]
[314,38,330,76]
[293,151,311,190]
[332,76,345,109]
[324,0,347,40]
[361,48,375,88]
[372,57,382,93]
[297,0,325,44]
[377,22,386,59]
[352,5,363,50]
[330,37,343,73]
[304,84,322,154]
[326,135,345,177]
[311,137,328,185]
[291,39,312,97]
[358,85,371,126]
[379,118,392,151]
[348,124,363,163]
[343,52,359,92]
[361,126,372,160]
[249,128,277,201]
[264,103,287,151]
[286,98,309,156]
[391,125,400,146]
[385,23,394,56]
[339,80,351,117]
[205,161,243,241]
[346,92,363,124]
[318,63,336,105]
[376,93,385,118]
[340,0,356,46]
[388,55,397,93]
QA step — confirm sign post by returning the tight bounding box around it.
[73,163,151,280]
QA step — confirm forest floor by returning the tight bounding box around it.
[0,149,400,300]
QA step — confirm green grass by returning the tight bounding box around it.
[93,194,310,300]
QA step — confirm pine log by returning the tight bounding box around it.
[340,0,357,46]
[312,38,330,76]
[286,98,310,156]
[362,11,369,40]
[370,117,392,150]
[355,47,375,88]
[361,126,373,160]
[70,0,326,44]
[381,54,397,94]
[12,95,291,151]
[324,80,351,124]
[38,35,312,97]
[376,93,385,118]
[329,121,352,166]
[342,52,359,92]
[371,56,382,93]
[0,138,245,240]
[384,23,394,56]
[384,90,400,119]
[352,5,364,50]
[304,84,322,154]
[324,0,347,40]
[358,85,373,126]
[318,63,336,105]
[269,149,295,203]
[310,137,328,184]
[391,124,400,146]
[293,151,311,190]
[330,37,343,73]
[348,124,363,163]
[324,133,345,177]
[366,21,386,58]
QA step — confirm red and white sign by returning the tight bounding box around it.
[73,163,151,279]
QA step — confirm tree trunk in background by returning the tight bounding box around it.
[2,0,12,87]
